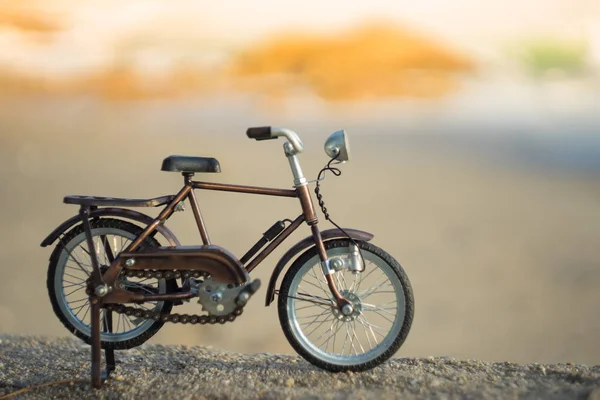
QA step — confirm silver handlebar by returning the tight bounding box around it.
[271,127,304,154]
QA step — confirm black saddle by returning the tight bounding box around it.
[161,156,221,173]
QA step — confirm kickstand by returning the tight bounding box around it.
[90,297,103,388]
[102,309,116,379]
[81,204,117,389]
[90,298,117,388]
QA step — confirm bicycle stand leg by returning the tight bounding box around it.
[80,205,113,389]
[90,297,103,388]
[91,301,117,388]
[102,310,116,379]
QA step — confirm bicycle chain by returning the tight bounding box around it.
[104,303,244,325]
[94,269,245,326]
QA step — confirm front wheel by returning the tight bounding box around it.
[278,239,414,372]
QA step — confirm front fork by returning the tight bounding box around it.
[309,224,353,309]
[295,176,351,310]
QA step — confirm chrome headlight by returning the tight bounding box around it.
[324,129,350,162]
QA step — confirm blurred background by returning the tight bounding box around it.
[1,0,599,365]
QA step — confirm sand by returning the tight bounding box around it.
[2,335,599,399]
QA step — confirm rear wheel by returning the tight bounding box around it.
[47,218,175,349]
[278,239,414,371]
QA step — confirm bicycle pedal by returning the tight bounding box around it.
[248,278,261,294]
[236,279,261,306]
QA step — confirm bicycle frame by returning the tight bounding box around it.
[94,172,349,306]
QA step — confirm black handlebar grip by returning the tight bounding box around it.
[246,126,275,141]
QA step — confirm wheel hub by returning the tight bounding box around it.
[331,290,362,321]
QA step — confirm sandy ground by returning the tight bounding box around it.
[1,335,599,399]
[0,95,599,366]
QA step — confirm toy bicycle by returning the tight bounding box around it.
[41,127,414,388]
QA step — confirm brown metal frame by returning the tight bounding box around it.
[76,171,348,389]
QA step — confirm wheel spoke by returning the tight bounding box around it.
[130,317,145,326]
[341,322,354,355]
[346,323,358,356]
[294,292,334,306]
[355,261,377,292]
[100,309,107,333]
[334,272,342,291]
[349,271,360,292]
[297,310,333,320]
[74,303,90,318]
[294,302,330,311]
[68,298,89,304]
[101,235,115,263]
[304,312,334,337]
[359,317,375,350]
[356,275,393,298]
[123,316,134,330]
[332,318,340,352]
[312,318,337,348]
[63,272,87,282]
[298,308,330,328]
[116,313,122,333]
[62,282,85,289]
[362,307,395,324]
[80,303,91,323]
[309,267,331,297]
[321,319,342,352]
[299,278,333,295]
[77,244,93,266]
[339,272,350,292]
[65,250,91,276]
[351,320,365,354]
[65,263,91,274]
[70,302,89,314]
[362,290,397,299]
[357,314,387,337]
[357,315,381,345]
[64,286,85,297]
[362,302,397,315]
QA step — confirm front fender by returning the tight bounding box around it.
[264,228,373,306]
[40,207,180,248]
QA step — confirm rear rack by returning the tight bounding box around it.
[63,195,175,208]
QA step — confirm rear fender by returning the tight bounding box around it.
[264,228,373,306]
[40,207,180,248]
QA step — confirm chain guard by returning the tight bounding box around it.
[95,269,247,325]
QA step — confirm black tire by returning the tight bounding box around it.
[278,239,414,372]
[47,218,175,350]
